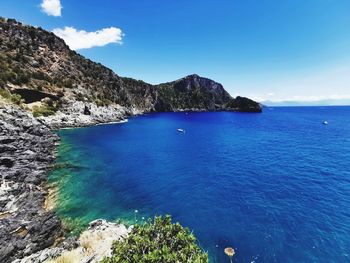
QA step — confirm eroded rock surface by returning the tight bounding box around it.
[0,104,62,263]
[37,100,132,129]
[14,219,130,263]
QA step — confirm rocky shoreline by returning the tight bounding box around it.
[13,219,131,263]
[36,100,138,130]
[0,102,62,262]
[0,100,133,263]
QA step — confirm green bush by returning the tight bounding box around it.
[75,92,85,102]
[93,97,112,107]
[0,88,11,100]
[10,93,23,105]
[102,215,208,263]
[32,103,56,117]
[0,70,16,82]
[0,88,24,105]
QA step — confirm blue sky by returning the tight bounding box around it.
[1,0,350,103]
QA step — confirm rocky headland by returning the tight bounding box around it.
[0,17,262,262]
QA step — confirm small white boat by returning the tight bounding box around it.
[177,128,185,133]
[323,121,328,125]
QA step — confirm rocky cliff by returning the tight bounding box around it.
[0,101,62,262]
[0,17,262,122]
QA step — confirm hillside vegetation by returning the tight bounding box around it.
[0,17,262,113]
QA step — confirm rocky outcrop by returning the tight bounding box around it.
[0,103,62,263]
[154,74,230,111]
[227,96,264,112]
[36,100,132,129]
[154,74,262,112]
[14,219,131,263]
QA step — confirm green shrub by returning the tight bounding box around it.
[75,92,85,102]
[63,78,73,89]
[0,88,24,105]
[93,97,112,107]
[0,88,11,100]
[102,215,208,263]
[0,70,16,82]
[32,103,56,117]
[10,93,23,105]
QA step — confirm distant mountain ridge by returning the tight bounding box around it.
[262,99,350,107]
[0,17,262,114]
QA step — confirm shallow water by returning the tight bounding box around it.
[50,107,350,262]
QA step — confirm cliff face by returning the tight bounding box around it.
[0,17,262,115]
[0,102,62,262]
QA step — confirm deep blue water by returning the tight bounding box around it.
[51,107,350,262]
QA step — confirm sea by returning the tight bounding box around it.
[49,106,350,262]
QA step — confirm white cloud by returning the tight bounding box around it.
[53,26,124,50]
[41,0,62,17]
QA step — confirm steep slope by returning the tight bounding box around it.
[154,74,261,112]
[0,102,62,262]
[0,18,154,110]
[0,17,261,120]
[154,74,231,111]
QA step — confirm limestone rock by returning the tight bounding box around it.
[0,105,62,263]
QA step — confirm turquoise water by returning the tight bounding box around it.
[50,107,350,262]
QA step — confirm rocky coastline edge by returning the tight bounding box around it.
[0,100,135,263]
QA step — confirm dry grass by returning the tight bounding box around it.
[46,223,129,262]
[79,230,104,255]
[0,211,12,220]
[46,249,83,263]
[46,231,104,262]
[44,185,58,211]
